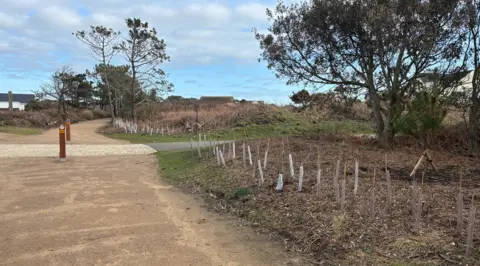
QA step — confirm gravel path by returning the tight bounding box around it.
[0,119,155,157]
[0,155,304,266]
[0,144,157,158]
[0,119,306,265]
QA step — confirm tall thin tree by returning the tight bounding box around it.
[114,18,173,122]
[73,26,120,119]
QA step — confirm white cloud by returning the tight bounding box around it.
[38,6,82,28]
[235,3,270,21]
[1,0,274,77]
[137,4,178,18]
[0,12,28,29]
[90,13,124,28]
[0,40,11,52]
[184,3,231,22]
[3,0,41,9]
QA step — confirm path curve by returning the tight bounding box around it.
[0,119,127,144]
[0,119,309,265]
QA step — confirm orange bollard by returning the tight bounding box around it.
[66,118,71,144]
[59,124,66,161]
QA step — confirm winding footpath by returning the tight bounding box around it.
[0,119,305,266]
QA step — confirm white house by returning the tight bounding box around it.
[0,93,34,111]
[417,70,476,95]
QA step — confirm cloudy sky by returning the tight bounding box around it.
[0,0,303,103]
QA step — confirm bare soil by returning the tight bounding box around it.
[0,120,308,265]
[178,134,480,265]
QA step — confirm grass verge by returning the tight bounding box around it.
[107,120,373,144]
[0,126,42,135]
[156,149,231,194]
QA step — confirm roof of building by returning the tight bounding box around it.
[199,96,234,100]
[0,93,34,103]
[418,70,473,87]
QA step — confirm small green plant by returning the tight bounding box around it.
[394,90,447,147]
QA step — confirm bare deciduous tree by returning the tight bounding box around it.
[34,66,75,116]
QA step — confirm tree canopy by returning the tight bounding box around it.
[255,0,466,146]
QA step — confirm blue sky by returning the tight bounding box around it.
[0,0,303,104]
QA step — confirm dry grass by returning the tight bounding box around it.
[136,102,286,132]
[0,108,109,129]
[160,134,480,265]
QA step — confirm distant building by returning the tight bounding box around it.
[198,96,234,104]
[417,69,476,95]
[0,93,34,111]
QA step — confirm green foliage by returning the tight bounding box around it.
[25,99,43,111]
[0,126,42,135]
[394,91,448,146]
[156,149,223,187]
[255,0,465,146]
[148,89,158,102]
[165,95,196,102]
[290,89,311,108]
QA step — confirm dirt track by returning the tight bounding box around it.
[0,120,304,265]
[0,119,126,144]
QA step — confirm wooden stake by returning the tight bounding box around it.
[334,160,340,205]
[197,133,201,158]
[242,142,246,169]
[263,139,270,169]
[354,159,359,196]
[289,154,295,181]
[298,165,304,192]
[219,149,226,166]
[341,163,346,211]
[257,160,264,183]
[247,145,253,165]
[316,168,321,196]
[465,195,476,258]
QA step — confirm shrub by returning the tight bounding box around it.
[92,109,109,119]
[394,91,448,147]
[81,110,95,120]
[24,99,57,111]
[290,89,311,109]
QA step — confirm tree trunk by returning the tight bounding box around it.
[131,63,137,124]
[367,85,388,147]
[468,24,479,154]
[114,87,119,117]
[469,68,479,153]
[384,92,399,147]
[105,76,115,120]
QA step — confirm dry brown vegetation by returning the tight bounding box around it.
[0,108,109,129]
[134,102,290,132]
[128,100,375,135]
[167,134,480,265]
